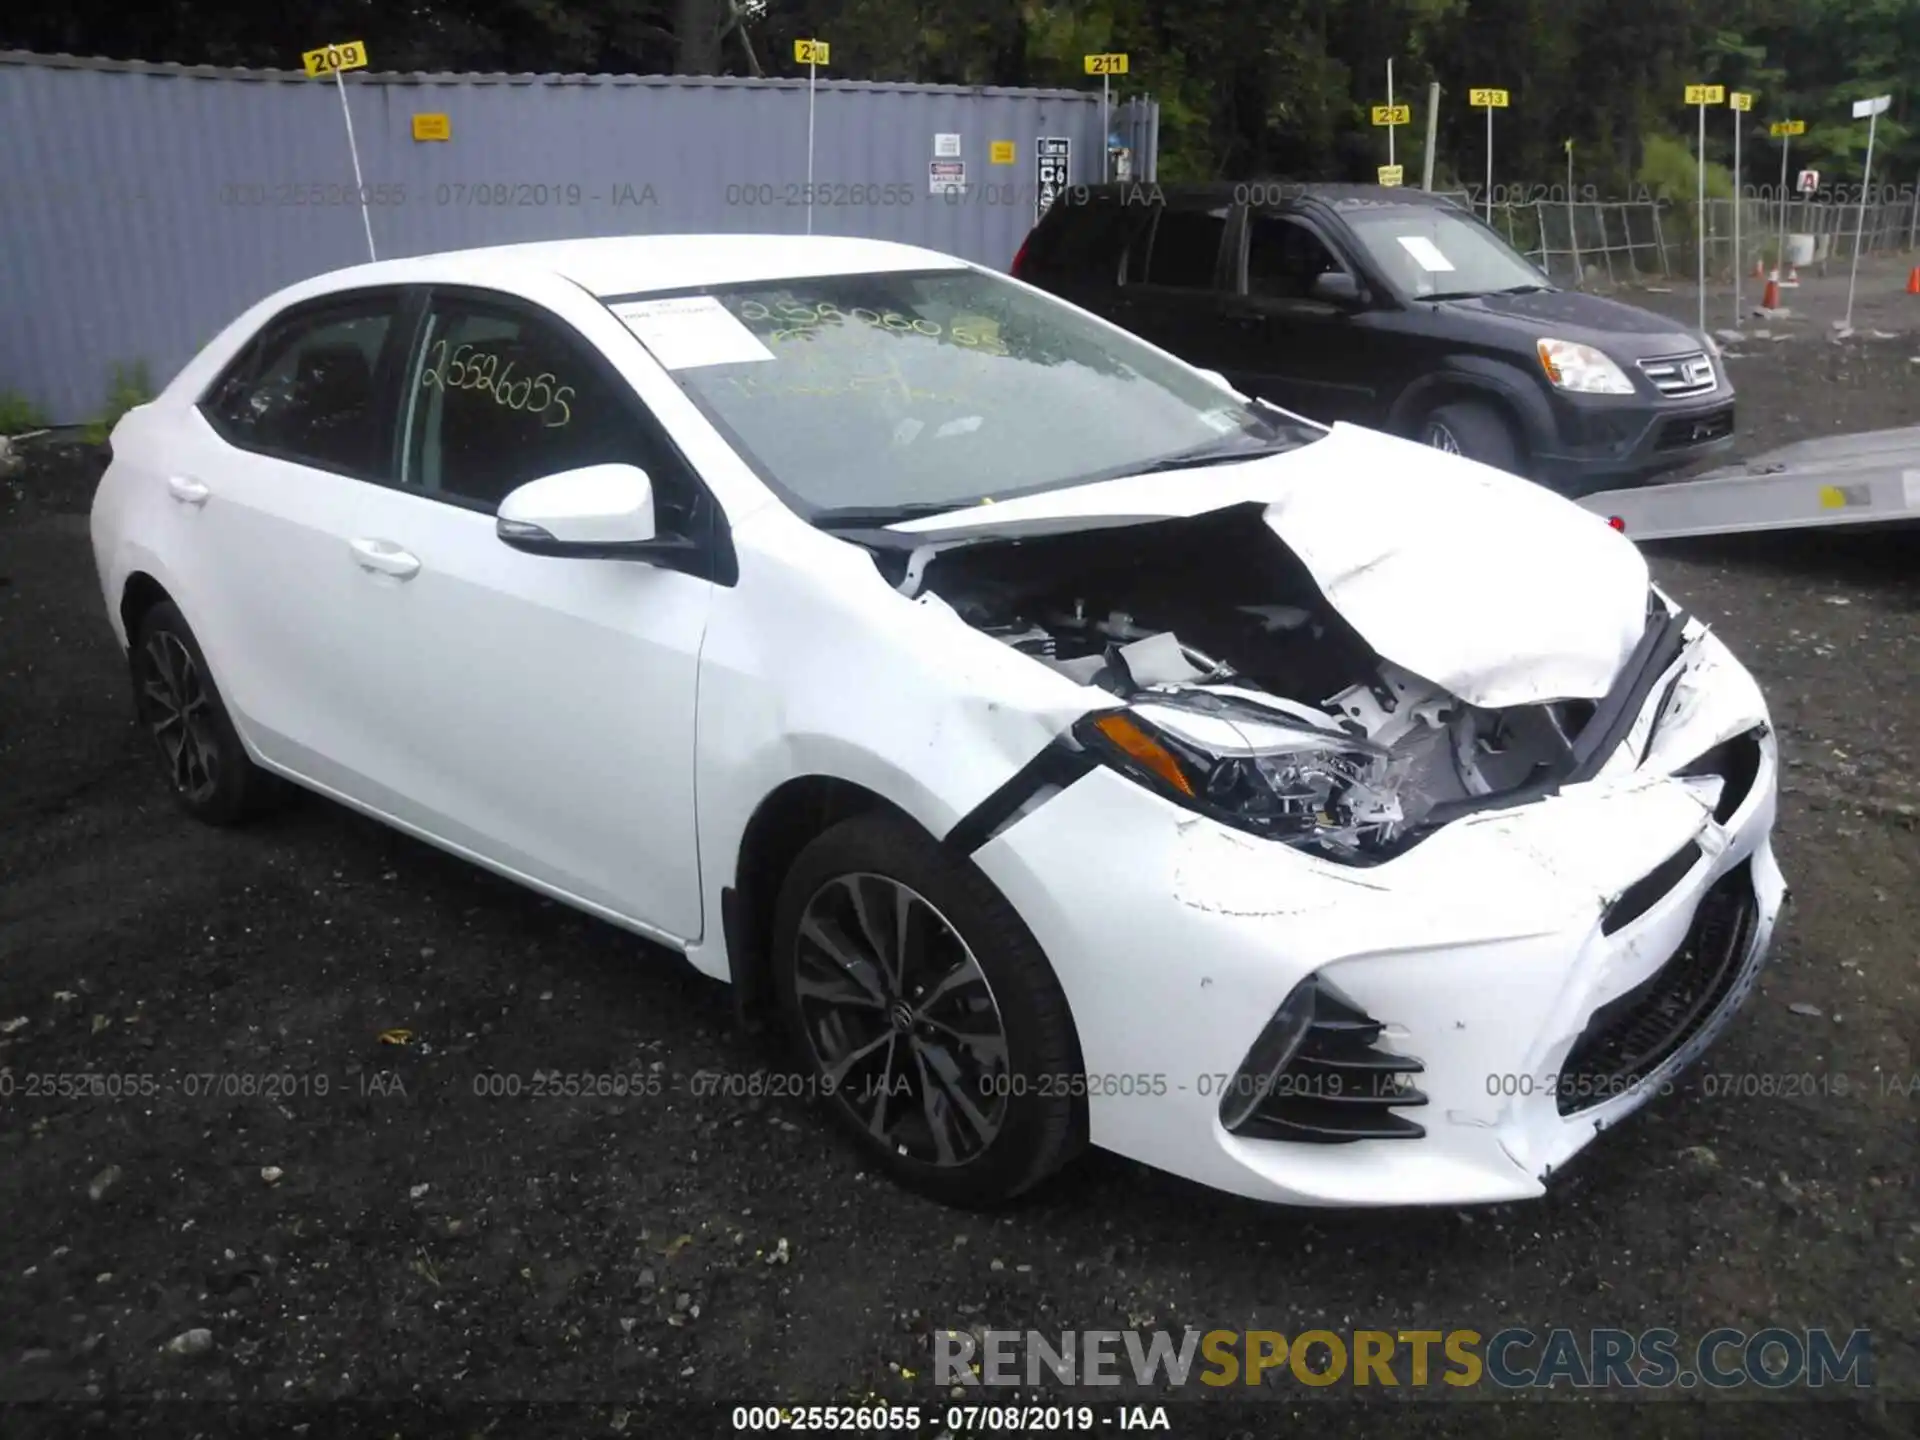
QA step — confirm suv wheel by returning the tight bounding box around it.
[1421,399,1525,476]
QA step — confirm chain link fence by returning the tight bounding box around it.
[1436,190,1920,286]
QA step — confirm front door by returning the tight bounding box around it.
[335,288,714,941]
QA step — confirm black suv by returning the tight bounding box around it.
[1012,182,1735,495]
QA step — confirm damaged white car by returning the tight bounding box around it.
[90,235,1786,1208]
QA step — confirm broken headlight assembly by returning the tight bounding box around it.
[1075,696,1406,860]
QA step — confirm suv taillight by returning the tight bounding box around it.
[1010,233,1033,277]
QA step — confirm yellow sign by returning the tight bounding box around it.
[301,40,368,77]
[1469,88,1509,108]
[1372,104,1411,126]
[1377,165,1404,187]
[1684,84,1726,105]
[411,113,451,142]
[1770,119,1806,137]
[989,140,1016,165]
[1730,91,1753,111]
[794,39,830,65]
[1084,53,1129,76]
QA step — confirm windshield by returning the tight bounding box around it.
[1339,205,1548,300]
[608,267,1320,520]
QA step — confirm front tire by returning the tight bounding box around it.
[1421,398,1525,476]
[770,814,1085,1208]
[128,601,285,825]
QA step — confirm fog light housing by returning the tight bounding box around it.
[1217,976,1319,1132]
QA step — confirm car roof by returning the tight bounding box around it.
[289,234,969,301]
[1070,180,1463,211]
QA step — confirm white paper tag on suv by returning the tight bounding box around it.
[1395,235,1456,272]
[612,296,774,369]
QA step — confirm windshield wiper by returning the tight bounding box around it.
[1495,282,1553,294]
[1129,436,1303,476]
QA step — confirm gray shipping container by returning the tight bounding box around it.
[0,50,1159,423]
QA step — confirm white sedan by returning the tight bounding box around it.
[90,234,1786,1208]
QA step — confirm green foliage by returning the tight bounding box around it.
[82,362,155,446]
[1637,131,1736,203]
[0,392,50,436]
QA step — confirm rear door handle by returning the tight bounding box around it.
[167,476,210,506]
[349,537,421,580]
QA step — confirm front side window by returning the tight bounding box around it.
[1337,204,1548,299]
[399,296,692,525]
[1245,213,1350,300]
[630,266,1319,519]
[204,298,396,474]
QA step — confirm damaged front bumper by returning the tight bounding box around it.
[968,621,1786,1206]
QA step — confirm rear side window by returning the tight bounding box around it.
[202,296,398,475]
[1024,198,1149,283]
[1141,207,1228,288]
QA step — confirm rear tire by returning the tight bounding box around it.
[1421,399,1526,476]
[128,601,286,825]
[770,814,1085,1208]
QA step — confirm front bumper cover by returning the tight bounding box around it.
[970,622,1785,1206]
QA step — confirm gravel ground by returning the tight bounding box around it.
[0,333,1915,1437]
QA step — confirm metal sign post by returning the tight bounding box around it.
[1371,86,1411,187]
[1083,53,1129,183]
[1770,119,1803,288]
[1845,94,1893,331]
[302,40,375,261]
[794,40,829,235]
[1471,89,1509,223]
[1566,139,1579,284]
[1730,91,1752,322]
[1684,84,1725,336]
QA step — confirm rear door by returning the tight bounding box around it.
[1105,198,1234,365]
[174,288,410,788]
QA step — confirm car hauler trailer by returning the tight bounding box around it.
[1576,426,1920,540]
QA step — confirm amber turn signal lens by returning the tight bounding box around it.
[1092,713,1195,796]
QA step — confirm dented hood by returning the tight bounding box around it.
[888,422,1651,708]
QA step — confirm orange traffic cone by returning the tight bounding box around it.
[1907,265,1920,296]
[1762,277,1781,310]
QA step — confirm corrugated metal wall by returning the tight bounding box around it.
[1,52,1155,423]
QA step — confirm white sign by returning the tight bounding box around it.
[1396,235,1456,272]
[934,133,962,158]
[1035,136,1071,223]
[929,160,967,195]
[610,296,773,370]
[1797,168,1820,195]
[1852,95,1891,119]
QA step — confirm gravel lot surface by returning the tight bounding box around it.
[1,327,1914,1437]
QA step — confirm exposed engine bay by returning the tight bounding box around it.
[908,504,1608,858]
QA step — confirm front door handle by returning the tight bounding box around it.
[166,476,210,506]
[349,537,421,580]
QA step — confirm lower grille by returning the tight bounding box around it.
[1655,406,1734,450]
[1558,860,1759,1116]
[1225,980,1427,1143]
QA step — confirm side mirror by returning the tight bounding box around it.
[1310,271,1363,307]
[497,463,660,558]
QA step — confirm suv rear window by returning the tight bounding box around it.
[1141,207,1228,288]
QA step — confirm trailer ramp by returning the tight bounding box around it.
[1576,427,1920,540]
